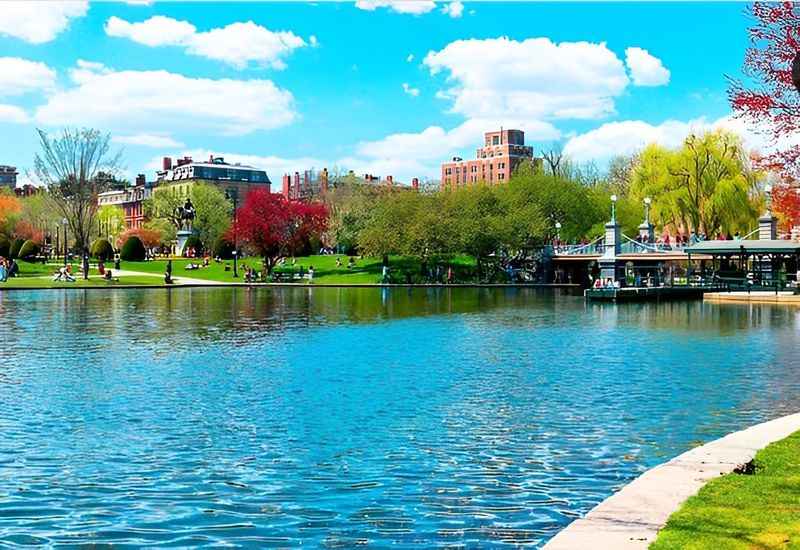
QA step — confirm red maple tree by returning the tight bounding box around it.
[729,2,800,226]
[229,189,328,274]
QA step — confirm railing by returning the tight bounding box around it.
[552,237,604,256]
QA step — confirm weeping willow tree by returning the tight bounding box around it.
[33,128,122,253]
[630,129,762,236]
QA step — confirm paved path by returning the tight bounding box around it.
[544,412,800,550]
[704,291,800,305]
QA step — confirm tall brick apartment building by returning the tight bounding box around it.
[440,129,540,190]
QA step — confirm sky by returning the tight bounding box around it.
[0,1,762,186]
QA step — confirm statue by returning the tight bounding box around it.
[175,198,196,231]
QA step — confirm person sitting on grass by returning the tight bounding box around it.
[53,265,76,282]
[347,257,355,270]
[7,258,18,278]
[0,258,7,283]
[336,257,342,268]
[104,269,113,282]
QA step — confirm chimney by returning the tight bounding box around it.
[282,174,291,198]
[135,174,146,186]
[320,168,329,194]
[162,157,172,171]
[412,177,419,190]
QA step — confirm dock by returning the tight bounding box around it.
[704,291,800,305]
[585,286,724,302]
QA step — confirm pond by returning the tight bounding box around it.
[0,287,798,547]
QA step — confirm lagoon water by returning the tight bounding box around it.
[0,287,799,547]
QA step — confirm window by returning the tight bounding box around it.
[492,135,499,145]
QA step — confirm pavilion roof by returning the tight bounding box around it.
[686,240,800,255]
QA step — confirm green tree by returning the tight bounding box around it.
[189,183,232,250]
[96,204,126,243]
[630,130,761,236]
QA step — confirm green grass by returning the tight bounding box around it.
[651,430,800,550]
[0,261,162,288]
[117,255,478,284]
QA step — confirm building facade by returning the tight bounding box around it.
[97,174,153,229]
[155,155,271,199]
[0,165,17,191]
[440,129,540,190]
[281,169,420,201]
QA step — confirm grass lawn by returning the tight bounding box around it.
[651,430,800,550]
[120,254,477,284]
[0,261,162,288]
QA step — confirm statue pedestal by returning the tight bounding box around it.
[176,230,192,256]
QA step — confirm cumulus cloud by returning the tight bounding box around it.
[563,115,789,163]
[113,134,186,149]
[402,83,420,97]
[441,1,464,18]
[105,16,307,69]
[34,61,296,136]
[424,37,630,121]
[355,0,437,15]
[0,104,30,124]
[0,58,56,97]
[406,53,415,63]
[625,47,670,86]
[0,1,87,44]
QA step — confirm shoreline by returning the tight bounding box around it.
[0,282,582,292]
[543,412,800,549]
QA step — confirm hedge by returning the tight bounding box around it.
[91,238,115,261]
[9,238,25,259]
[17,240,40,260]
[120,236,146,261]
[0,235,9,258]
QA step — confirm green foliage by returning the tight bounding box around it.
[91,238,114,261]
[0,234,9,257]
[630,130,761,236]
[213,236,235,259]
[142,218,176,245]
[182,235,203,255]
[97,205,126,243]
[120,235,146,261]
[17,240,40,260]
[190,183,232,250]
[9,237,25,259]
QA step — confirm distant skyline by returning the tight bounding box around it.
[0,1,761,184]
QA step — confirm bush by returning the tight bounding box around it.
[0,235,9,258]
[91,238,114,261]
[213,236,235,259]
[120,236,146,261]
[9,238,25,259]
[17,240,40,260]
[182,235,203,256]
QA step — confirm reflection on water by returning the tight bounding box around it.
[0,288,798,547]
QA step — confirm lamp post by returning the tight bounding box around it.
[61,218,68,267]
[610,194,618,222]
[54,224,60,263]
[643,197,652,225]
[225,188,239,278]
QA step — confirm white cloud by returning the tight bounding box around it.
[402,83,420,97]
[0,1,87,44]
[355,0,437,15]
[105,16,307,69]
[35,61,296,136]
[0,58,56,97]
[113,134,186,149]
[424,37,630,121]
[406,53,415,63]
[0,104,30,124]
[625,47,670,87]
[563,115,790,163]
[441,1,464,18]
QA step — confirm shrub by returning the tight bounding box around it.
[120,236,146,261]
[182,235,203,256]
[0,235,9,258]
[17,240,40,260]
[213,236,235,259]
[91,238,114,261]
[9,238,25,259]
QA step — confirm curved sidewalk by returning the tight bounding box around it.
[544,412,800,550]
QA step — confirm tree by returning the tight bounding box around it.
[772,183,800,229]
[0,192,21,237]
[117,228,163,250]
[143,188,183,230]
[96,205,125,243]
[231,189,328,274]
[729,2,800,179]
[630,130,761,236]
[33,128,121,253]
[190,183,232,250]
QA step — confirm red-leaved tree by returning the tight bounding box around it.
[117,228,163,249]
[729,2,800,226]
[230,189,328,274]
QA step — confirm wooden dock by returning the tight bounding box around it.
[704,291,800,305]
[585,286,723,303]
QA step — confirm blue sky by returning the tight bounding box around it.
[0,1,756,185]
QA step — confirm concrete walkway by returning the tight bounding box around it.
[544,412,800,550]
[704,291,800,305]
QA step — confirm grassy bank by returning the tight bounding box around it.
[0,261,162,288]
[651,430,800,549]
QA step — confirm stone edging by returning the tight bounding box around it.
[543,412,800,549]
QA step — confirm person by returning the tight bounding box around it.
[105,269,114,282]
[336,257,342,268]
[165,259,173,284]
[348,257,355,270]
[98,260,105,276]
[447,265,454,284]
[53,265,76,282]
[593,277,603,289]
[734,231,741,241]
[0,258,7,283]
[382,264,389,283]
[308,265,314,283]
[7,258,18,278]
[114,253,121,270]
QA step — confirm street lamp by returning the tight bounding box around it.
[643,197,652,224]
[54,223,60,263]
[225,188,239,278]
[610,194,618,222]
[61,218,68,267]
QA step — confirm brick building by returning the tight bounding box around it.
[155,155,271,200]
[440,129,541,190]
[97,174,153,229]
